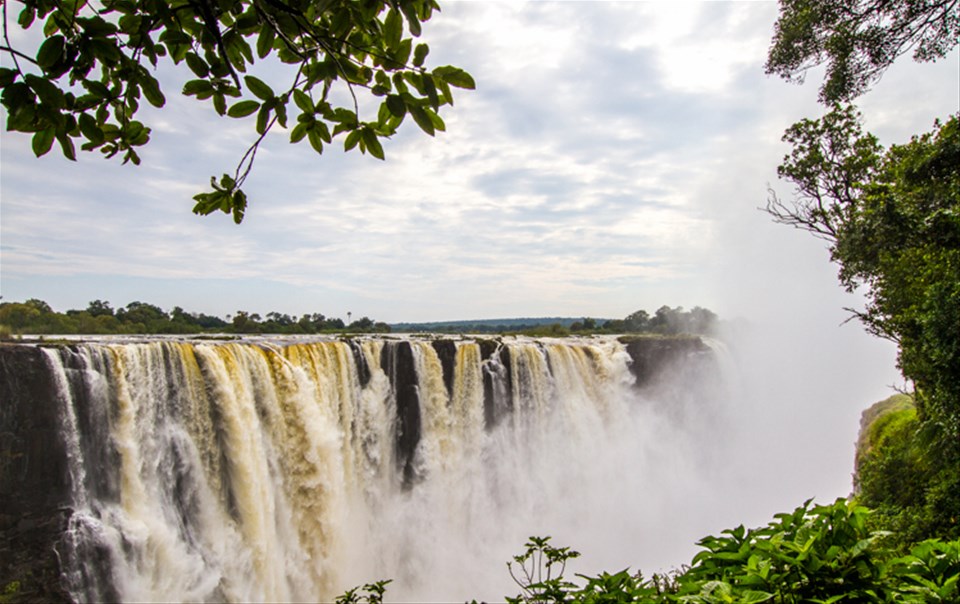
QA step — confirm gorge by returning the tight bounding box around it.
[1,335,726,602]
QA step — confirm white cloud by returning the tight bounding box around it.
[1,1,956,326]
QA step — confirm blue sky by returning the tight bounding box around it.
[1,1,957,328]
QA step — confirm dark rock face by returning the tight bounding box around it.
[349,340,372,388]
[0,344,72,603]
[622,336,711,389]
[479,340,512,430]
[380,341,421,488]
[431,340,457,399]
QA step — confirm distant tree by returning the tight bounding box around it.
[117,301,168,324]
[266,311,294,326]
[23,298,53,313]
[649,305,680,334]
[86,299,114,317]
[601,319,625,332]
[688,306,718,335]
[231,310,261,333]
[0,0,474,222]
[192,312,229,329]
[348,316,374,331]
[766,0,959,103]
[624,309,650,332]
[0,301,45,329]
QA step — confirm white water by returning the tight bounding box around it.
[43,335,730,602]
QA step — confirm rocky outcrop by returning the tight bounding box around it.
[620,335,712,388]
[0,344,72,603]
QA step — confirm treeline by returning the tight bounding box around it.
[517,305,718,337]
[0,299,391,335]
[397,306,719,336]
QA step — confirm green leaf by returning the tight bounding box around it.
[293,89,314,113]
[422,74,440,109]
[36,36,65,70]
[384,9,402,50]
[185,53,209,78]
[0,68,17,87]
[256,104,270,134]
[182,79,213,97]
[400,3,422,37]
[56,131,77,161]
[392,38,412,68]
[31,128,56,157]
[139,73,165,108]
[78,113,104,145]
[344,129,360,151]
[307,126,325,154]
[257,27,276,59]
[244,75,274,101]
[408,105,434,136]
[435,66,475,90]
[290,122,308,143]
[386,95,406,118]
[227,100,260,118]
[426,107,444,132]
[413,43,429,67]
[231,189,247,224]
[362,128,384,160]
[25,74,63,109]
[315,121,331,143]
[17,6,36,29]
[213,93,227,115]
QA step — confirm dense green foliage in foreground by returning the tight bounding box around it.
[855,395,960,554]
[338,500,959,603]
[766,0,959,559]
[770,110,960,547]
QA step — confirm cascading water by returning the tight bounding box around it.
[32,335,727,602]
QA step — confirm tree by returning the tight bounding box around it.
[767,0,960,546]
[86,299,115,317]
[0,0,474,222]
[766,0,959,103]
[771,108,960,543]
[624,309,650,332]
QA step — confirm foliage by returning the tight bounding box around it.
[345,501,958,603]
[0,0,474,222]
[770,108,960,544]
[856,394,960,551]
[0,297,385,334]
[334,579,391,604]
[498,500,960,604]
[766,0,959,103]
[391,307,718,336]
[506,536,582,604]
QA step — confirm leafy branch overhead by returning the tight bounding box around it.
[0,0,475,222]
[766,0,959,103]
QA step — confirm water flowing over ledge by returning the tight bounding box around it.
[0,335,725,602]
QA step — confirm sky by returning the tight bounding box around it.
[2,0,959,573]
[1,1,958,328]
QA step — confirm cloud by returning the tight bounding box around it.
[1,1,957,325]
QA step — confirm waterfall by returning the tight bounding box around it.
[32,335,724,602]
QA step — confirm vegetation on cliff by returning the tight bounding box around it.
[764,0,959,553]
